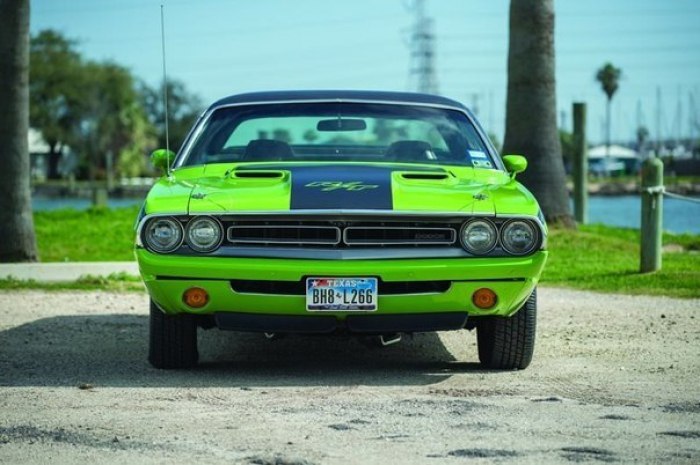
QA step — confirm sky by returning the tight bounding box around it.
[31,0,700,146]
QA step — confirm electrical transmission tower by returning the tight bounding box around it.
[408,0,438,94]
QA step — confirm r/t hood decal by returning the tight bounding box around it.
[305,181,379,192]
[289,165,393,209]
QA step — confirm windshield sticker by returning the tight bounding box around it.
[469,150,488,159]
[472,160,493,168]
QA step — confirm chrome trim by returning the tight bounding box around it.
[181,246,476,260]
[227,225,341,245]
[343,227,456,246]
[134,211,548,253]
[172,98,503,171]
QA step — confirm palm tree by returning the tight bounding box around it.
[596,63,622,156]
[0,0,38,261]
[503,0,573,227]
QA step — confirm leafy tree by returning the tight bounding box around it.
[596,62,622,155]
[30,30,156,180]
[0,0,38,261]
[503,0,573,227]
[139,79,203,152]
[72,62,155,181]
[29,30,84,179]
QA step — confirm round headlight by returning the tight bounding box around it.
[143,217,183,253]
[460,219,497,255]
[501,220,537,255]
[185,216,223,252]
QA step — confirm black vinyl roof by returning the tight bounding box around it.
[209,90,468,111]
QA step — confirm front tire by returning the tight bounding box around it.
[476,288,536,370]
[148,300,199,369]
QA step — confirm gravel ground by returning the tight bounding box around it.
[0,287,698,464]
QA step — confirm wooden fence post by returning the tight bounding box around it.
[572,103,588,224]
[640,158,663,273]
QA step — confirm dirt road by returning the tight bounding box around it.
[0,288,698,464]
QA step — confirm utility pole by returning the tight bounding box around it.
[408,0,438,94]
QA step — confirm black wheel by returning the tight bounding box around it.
[148,300,199,369]
[476,288,536,370]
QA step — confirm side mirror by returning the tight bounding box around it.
[502,155,527,178]
[151,149,175,173]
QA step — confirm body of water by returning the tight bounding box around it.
[578,195,700,234]
[31,195,700,234]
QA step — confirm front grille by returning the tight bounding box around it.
[230,279,451,295]
[225,221,457,248]
[227,225,341,245]
[343,227,455,245]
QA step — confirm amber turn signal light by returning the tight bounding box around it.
[472,288,497,309]
[183,287,209,308]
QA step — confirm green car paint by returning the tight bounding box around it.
[138,163,547,317]
[138,250,546,318]
[137,91,547,369]
[144,162,542,217]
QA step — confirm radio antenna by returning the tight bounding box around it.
[160,4,172,177]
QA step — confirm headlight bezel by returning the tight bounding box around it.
[459,219,499,255]
[184,215,224,253]
[142,216,185,254]
[500,219,539,256]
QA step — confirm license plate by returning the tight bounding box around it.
[306,277,378,311]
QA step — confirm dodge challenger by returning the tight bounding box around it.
[135,90,547,369]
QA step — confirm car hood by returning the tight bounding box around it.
[146,163,539,217]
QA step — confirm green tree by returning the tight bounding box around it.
[596,62,622,155]
[29,30,84,179]
[29,30,155,180]
[503,0,573,226]
[0,0,38,261]
[73,62,154,181]
[140,79,203,152]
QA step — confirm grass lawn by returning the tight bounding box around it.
[544,224,700,298]
[28,207,700,298]
[35,206,140,262]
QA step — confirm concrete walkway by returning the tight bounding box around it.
[0,262,139,282]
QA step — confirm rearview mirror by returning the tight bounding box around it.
[317,118,367,132]
[502,154,527,177]
[151,149,175,173]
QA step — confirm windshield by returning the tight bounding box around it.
[179,102,496,168]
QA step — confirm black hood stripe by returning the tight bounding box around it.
[236,163,446,210]
[288,165,393,210]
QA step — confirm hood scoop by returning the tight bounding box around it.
[230,170,285,179]
[400,172,449,180]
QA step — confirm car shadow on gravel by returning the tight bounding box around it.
[0,314,485,388]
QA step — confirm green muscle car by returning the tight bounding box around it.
[136,90,547,369]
